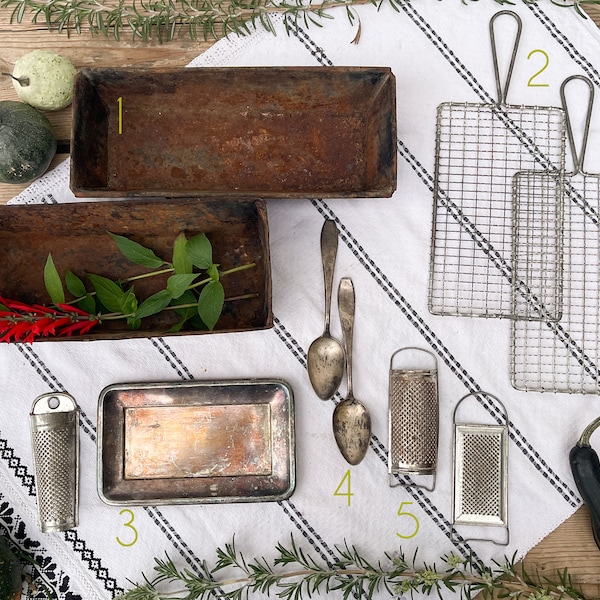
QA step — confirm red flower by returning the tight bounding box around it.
[0,297,99,343]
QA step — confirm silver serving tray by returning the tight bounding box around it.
[97,379,295,505]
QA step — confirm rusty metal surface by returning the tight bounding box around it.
[70,67,397,199]
[98,379,295,505]
[0,198,271,340]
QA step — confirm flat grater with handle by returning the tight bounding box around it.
[429,10,565,319]
[30,392,80,532]
[452,392,509,546]
[512,75,600,394]
[388,347,438,491]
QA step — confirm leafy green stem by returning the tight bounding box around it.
[0,0,592,43]
[188,262,257,290]
[117,536,590,600]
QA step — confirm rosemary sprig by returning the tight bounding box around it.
[0,0,596,43]
[117,535,590,600]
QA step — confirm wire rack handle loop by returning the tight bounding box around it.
[560,74,594,174]
[489,10,522,105]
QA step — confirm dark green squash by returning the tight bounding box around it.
[0,536,21,600]
[0,100,57,185]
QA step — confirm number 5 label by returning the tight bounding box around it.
[396,502,419,539]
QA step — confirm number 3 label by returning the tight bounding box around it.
[396,502,419,539]
[116,509,138,547]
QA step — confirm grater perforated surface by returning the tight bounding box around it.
[454,424,507,526]
[32,426,76,526]
[389,371,438,474]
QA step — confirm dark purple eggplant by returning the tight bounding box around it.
[569,416,600,551]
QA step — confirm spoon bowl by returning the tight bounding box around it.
[332,277,371,465]
[308,335,345,400]
[307,219,345,399]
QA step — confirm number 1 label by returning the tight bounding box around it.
[117,96,123,135]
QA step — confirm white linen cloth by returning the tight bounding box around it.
[3,2,600,598]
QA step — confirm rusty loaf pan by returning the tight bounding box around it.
[97,379,295,505]
[0,198,271,340]
[70,66,397,199]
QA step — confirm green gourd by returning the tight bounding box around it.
[570,416,600,551]
[0,100,57,185]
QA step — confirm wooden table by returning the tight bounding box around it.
[2,4,600,595]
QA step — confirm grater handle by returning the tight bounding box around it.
[561,75,594,175]
[489,10,522,105]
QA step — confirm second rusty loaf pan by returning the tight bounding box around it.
[0,198,271,340]
[70,66,397,199]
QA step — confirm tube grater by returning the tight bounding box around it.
[388,348,438,490]
[30,393,80,533]
[452,392,509,545]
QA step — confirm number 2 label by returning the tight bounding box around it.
[527,49,550,87]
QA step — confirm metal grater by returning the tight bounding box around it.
[452,393,509,545]
[30,393,80,532]
[388,348,438,490]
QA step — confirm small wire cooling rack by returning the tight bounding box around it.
[512,76,600,394]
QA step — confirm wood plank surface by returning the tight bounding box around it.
[2,2,600,595]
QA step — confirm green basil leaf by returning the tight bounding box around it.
[108,232,166,269]
[87,274,127,313]
[120,288,139,315]
[77,294,97,315]
[207,264,220,282]
[185,233,213,270]
[44,254,65,305]
[172,233,193,275]
[167,274,198,299]
[65,270,87,298]
[127,317,142,330]
[197,280,224,331]
[135,289,172,320]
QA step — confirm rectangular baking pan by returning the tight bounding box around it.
[0,198,271,340]
[97,379,295,505]
[70,66,397,199]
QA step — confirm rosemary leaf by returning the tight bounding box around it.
[0,0,594,42]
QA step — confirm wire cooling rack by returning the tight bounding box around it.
[429,11,565,319]
[511,76,600,394]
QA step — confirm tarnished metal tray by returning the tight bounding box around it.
[0,198,271,340]
[97,379,295,505]
[70,66,397,198]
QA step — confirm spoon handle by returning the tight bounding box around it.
[338,277,355,398]
[320,220,339,333]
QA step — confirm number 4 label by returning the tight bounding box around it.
[333,470,354,506]
[396,502,420,539]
